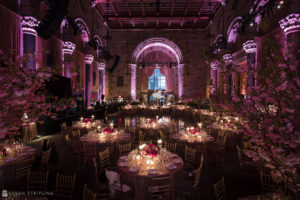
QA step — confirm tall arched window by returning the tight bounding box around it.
[148,68,166,90]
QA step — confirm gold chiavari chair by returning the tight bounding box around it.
[55,173,76,200]
[236,145,244,167]
[216,131,227,147]
[213,176,226,200]
[40,148,52,168]
[72,129,81,139]
[165,142,177,153]
[15,156,34,182]
[184,146,196,168]
[260,171,279,193]
[27,170,49,191]
[118,142,132,156]
[61,122,67,133]
[139,131,145,141]
[41,139,50,151]
[83,143,97,168]
[92,158,101,192]
[150,175,172,200]
[83,184,97,200]
[255,159,269,173]
[99,148,110,169]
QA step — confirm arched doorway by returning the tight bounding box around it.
[130,38,184,103]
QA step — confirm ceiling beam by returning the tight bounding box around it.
[194,0,207,24]
[111,2,119,17]
[184,0,191,16]
[141,0,146,17]
[124,0,132,17]
[108,16,209,21]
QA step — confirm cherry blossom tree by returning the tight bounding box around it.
[0,52,75,140]
[212,39,300,193]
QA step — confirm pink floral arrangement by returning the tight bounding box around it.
[144,144,159,157]
[188,126,200,135]
[83,118,93,124]
[148,118,156,125]
[103,128,114,134]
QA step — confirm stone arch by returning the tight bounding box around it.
[74,18,90,42]
[227,17,243,44]
[132,37,183,64]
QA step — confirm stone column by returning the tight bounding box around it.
[62,42,76,78]
[84,55,94,108]
[210,62,219,93]
[172,66,178,96]
[178,64,184,98]
[243,40,257,88]
[21,16,40,70]
[223,54,233,96]
[97,62,106,102]
[279,13,300,67]
[129,64,137,101]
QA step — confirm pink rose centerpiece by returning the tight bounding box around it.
[188,126,200,135]
[83,118,93,124]
[144,144,159,157]
[148,118,156,125]
[103,127,115,134]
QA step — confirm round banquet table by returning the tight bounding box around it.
[117,149,184,200]
[0,144,36,187]
[171,130,215,144]
[80,131,133,155]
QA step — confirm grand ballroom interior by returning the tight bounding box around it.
[0,0,299,199]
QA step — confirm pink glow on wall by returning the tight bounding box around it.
[227,17,242,44]
[98,62,106,101]
[178,64,184,98]
[129,64,137,100]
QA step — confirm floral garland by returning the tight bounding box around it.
[144,144,158,157]
[103,127,114,134]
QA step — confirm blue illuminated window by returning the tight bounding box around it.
[148,68,166,90]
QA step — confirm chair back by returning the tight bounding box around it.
[119,143,132,156]
[139,131,145,141]
[213,176,226,200]
[41,139,50,151]
[260,171,278,193]
[184,146,196,165]
[61,122,67,132]
[97,190,113,200]
[140,140,152,145]
[83,184,97,200]
[72,129,81,139]
[236,145,243,167]
[27,170,49,191]
[15,156,34,180]
[217,131,227,146]
[41,148,52,168]
[99,148,110,169]
[165,142,177,153]
[150,175,172,200]
[55,173,76,200]
[83,143,97,167]
[193,157,203,188]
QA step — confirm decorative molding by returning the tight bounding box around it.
[97,62,105,70]
[84,55,94,64]
[279,13,300,35]
[62,41,76,55]
[243,40,257,54]
[210,62,219,70]
[223,54,233,63]
[21,16,40,36]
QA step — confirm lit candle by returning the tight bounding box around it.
[156,115,159,119]
[198,123,202,128]
[157,139,162,144]
[80,117,83,122]
[92,115,94,120]
[136,155,140,160]
[235,117,238,121]
[110,123,113,128]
